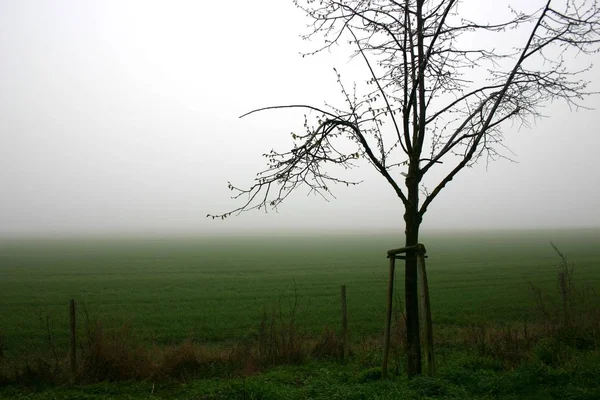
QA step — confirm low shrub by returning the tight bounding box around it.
[78,321,152,382]
[311,326,344,360]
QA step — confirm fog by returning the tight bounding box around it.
[1,0,599,237]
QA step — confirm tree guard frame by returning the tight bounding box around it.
[382,243,435,378]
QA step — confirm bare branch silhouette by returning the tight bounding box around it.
[211,0,600,376]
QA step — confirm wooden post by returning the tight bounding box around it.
[381,255,396,378]
[69,299,77,380]
[341,284,348,360]
[417,245,435,376]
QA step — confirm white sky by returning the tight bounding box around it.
[0,0,599,237]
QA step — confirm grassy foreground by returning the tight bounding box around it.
[1,351,600,399]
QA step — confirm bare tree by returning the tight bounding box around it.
[209,0,600,376]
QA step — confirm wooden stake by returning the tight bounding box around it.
[417,245,436,376]
[382,255,395,378]
[341,284,348,360]
[69,299,77,380]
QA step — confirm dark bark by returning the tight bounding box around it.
[404,173,422,377]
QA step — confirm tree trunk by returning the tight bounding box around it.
[404,179,422,377]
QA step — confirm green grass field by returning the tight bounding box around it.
[1,228,599,356]
[1,228,600,399]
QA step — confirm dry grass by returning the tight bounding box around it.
[79,321,152,382]
[529,244,600,350]
[0,294,314,384]
[255,284,311,367]
[456,320,539,365]
[311,326,344,360]
[156,339,241,380]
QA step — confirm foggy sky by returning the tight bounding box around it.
[1,0,599,237]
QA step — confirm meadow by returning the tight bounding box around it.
[1,228,599,399]
[1,228,599,354]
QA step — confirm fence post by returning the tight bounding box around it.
[341,284,348,360]
[69,299,77,380]
[382,255,395,378]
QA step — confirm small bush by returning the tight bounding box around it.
[256,286,310,367]
[257,309,308,366]
[159,339,208,379]
[312,326,343,360]
[79,321,152,382]
[530,244,600,351]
